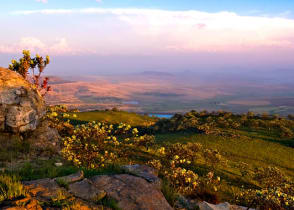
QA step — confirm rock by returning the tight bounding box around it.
[23,178,64,200]
[55,170,84,184]
[121,164,162,189]
[68,179,107,201]
[174,195,198,210]
[4,170,172,210]
[0,67,45,133]
[27,120,61,154]
[198,201,255,210]
[90,174,173,210]
[55,162,63,167]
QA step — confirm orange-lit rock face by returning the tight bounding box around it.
[0,67,45,133]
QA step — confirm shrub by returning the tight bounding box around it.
[9,50,51,96]
[61,121,155,169]
[237,167,294,209]
[164,167,198,195]
[253,166,289,188]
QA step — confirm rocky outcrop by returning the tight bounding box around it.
[0,67,45,133]
[2,166,173,210]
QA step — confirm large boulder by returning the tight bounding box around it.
[88,174,173,210]
[0,67,45,133]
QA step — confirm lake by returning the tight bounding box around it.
[148,114,173,119]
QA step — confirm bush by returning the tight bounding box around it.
[9,50,51,96]
[61,121,155,169]
[164,167,198,195]
[237,167,294,209]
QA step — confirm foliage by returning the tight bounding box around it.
[164,167,198,195]
[160,179,179,207]
[61,121,155,169]
[46,105,75,137]
[0,174,26,204]
[8,50,51,96]
[153,110,294,140]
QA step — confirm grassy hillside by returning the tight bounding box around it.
[1,108,294,209]
[67,110,157,127]
[67,110,294,205]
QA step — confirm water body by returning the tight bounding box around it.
[148,114,173,119]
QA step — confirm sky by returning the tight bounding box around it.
[0,0,294,75]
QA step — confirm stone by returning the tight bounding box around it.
[3,170,173,210]
[0,67,45,133]
[27,120,61,154]
[23,178,64,201]
[69,179,107,201]
[121,164,162,189]
[198,201,255,210]
[55,170,84,184]
[55,162,63,167]
[90,174,173,210]
[174,195,198,210]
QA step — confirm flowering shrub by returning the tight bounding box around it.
[46,105,75,136]
[164,143,203,167]
[237,185,294,209]
[236,166,294,209]
[61,121,155,168]
[203,149,223,167]
[253,166,289,188]
[147,159,162,170]
[164,167,198,195]
[198,171,221,193]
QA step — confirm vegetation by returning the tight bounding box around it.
[8,50,51,96]
[1,104,294,209]
[40,107,294,208]
[0,174,26,204]
[66,109,156,127]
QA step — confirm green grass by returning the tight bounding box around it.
[67,110,157,127]
[156,132,294,176]
[97,196,121,210]
[0,174,26,204]
[0,134,30,163]
[7,160,79,181]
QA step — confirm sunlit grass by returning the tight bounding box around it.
[67,110,157,127]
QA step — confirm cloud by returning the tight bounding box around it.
[36,0,48,3]
[0,37,80,55]
[7,8,294,54]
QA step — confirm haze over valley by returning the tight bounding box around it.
[46,68,294,115]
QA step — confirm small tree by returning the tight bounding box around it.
[8,50,51,96]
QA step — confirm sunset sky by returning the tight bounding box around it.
[1,0,294,75]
